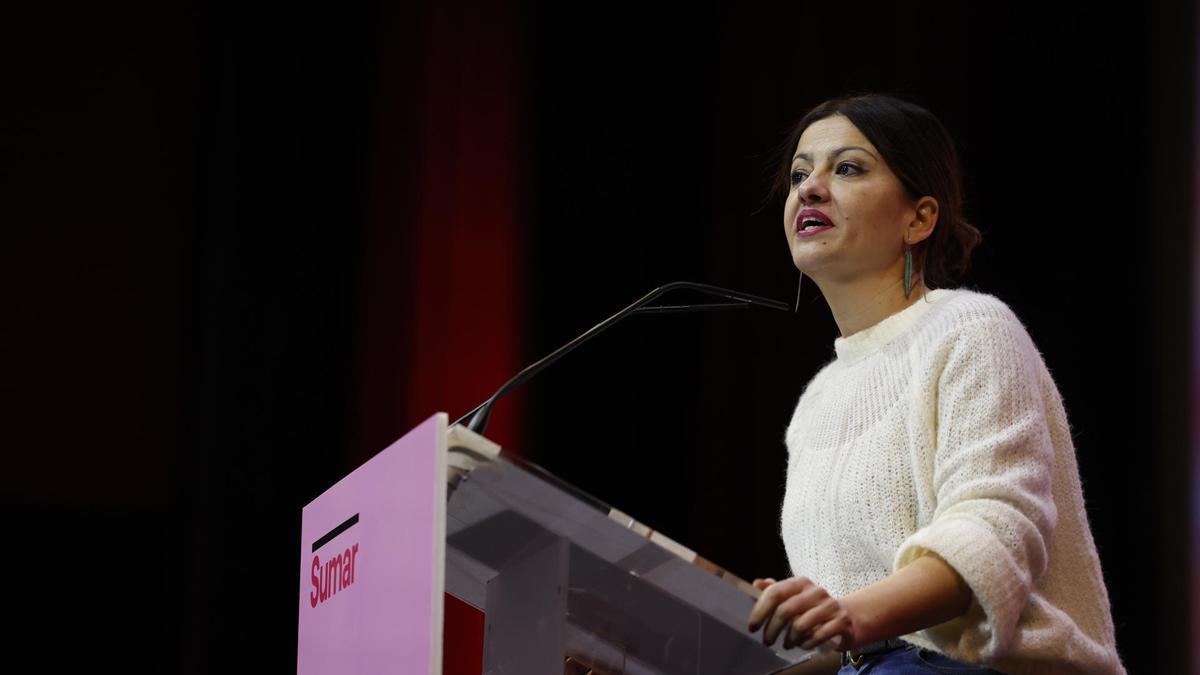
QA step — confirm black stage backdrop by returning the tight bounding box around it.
[1,0,1193,672]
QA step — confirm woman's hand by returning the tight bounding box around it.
[748,576,862,651]
[748,555,972,655]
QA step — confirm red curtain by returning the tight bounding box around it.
[357,0,525,455]
[356,1,525,673]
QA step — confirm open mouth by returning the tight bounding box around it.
[799,217,832,232]
[795,211,834,237]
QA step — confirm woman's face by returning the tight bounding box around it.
[783,115,917,284]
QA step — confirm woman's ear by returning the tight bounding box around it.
[906,196,939,245]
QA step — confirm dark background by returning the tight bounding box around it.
[2,0,1193,672]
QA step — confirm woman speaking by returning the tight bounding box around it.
[747,95,1124,674]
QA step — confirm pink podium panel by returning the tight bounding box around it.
[298,413,447,675]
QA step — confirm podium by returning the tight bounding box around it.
[298,414,813,674]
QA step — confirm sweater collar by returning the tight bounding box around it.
[833,288,949,362]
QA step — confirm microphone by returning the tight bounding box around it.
[453,281,792,435]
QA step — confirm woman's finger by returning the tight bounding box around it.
[753,577,778,591]
[785,595,837,641]
[749,576,812,634]
[785,597,840,648]
[749,577,794,630]
[799,610,851,650]
[762,583,828,646]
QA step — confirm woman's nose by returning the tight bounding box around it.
[798,173,829,204]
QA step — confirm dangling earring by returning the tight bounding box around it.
[903,244,914,299]
[793,271,803,313]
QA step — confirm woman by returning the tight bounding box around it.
[747,95,1124,674]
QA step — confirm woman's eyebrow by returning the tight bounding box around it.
[792,145,879,163]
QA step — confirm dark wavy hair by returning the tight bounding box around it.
[773,94,981,289]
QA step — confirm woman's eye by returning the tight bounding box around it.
[789,170,809,186]
[835,162,863,176]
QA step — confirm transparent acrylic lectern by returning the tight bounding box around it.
[444,427,814,675]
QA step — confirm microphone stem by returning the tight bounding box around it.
[462,281,789,434]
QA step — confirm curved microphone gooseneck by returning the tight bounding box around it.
[455,281,793,436]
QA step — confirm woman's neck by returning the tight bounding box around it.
[816,270,928,338]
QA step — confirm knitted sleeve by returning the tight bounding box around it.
[893,312,1057,659]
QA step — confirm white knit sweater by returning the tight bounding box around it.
[781,289,1124,675]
